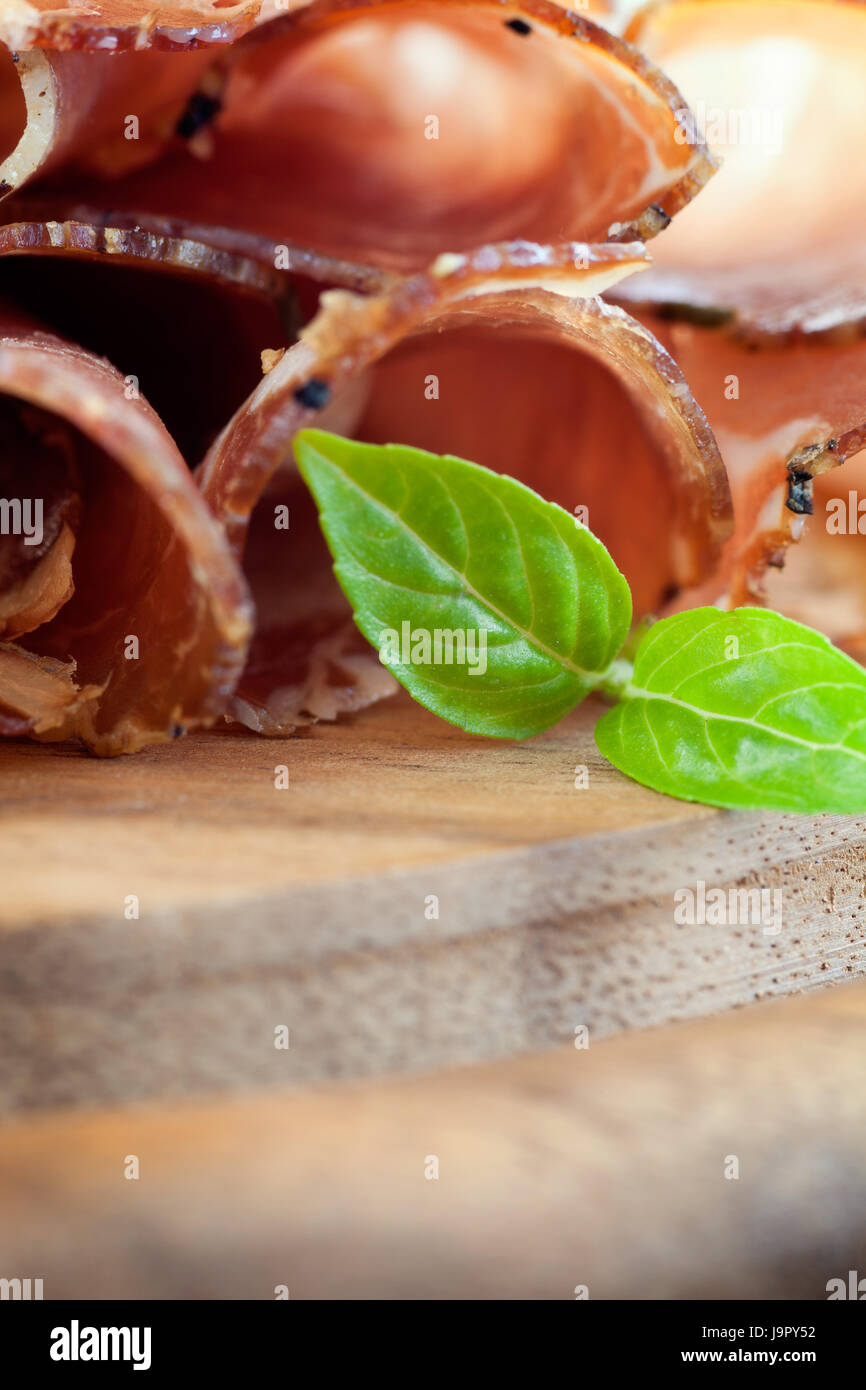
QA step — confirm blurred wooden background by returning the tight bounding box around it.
[1,695,865,1296]
[1,981,865,1298]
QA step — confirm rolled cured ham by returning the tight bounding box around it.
[29,0,716,271]
[620,0,866,339]
[198,242,732,734]
[613,0,866,645]
[0,235,264,751]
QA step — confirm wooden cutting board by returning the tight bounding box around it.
[1,692,865,1112]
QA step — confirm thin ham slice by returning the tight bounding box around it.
[620,0,866,339]
[0,207,299,460]
[198,242,732,734]
[0,195,396,296]
[610,2,866,650]
[0,206,287,292]
[0,306,252,753]
[640,312,866,608]
[33,0,716,272]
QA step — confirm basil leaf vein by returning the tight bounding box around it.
[596,607,866,812]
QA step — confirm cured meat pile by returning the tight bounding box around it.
[0,0,861,753]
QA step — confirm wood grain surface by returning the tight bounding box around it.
[1,692,865,1111]
[2,980,865,1299]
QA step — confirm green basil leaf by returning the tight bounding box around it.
[595,606,866,812]
[294,429,631,738]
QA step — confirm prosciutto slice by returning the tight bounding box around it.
[611,1,866,649]
[0,206,300,462]
[34,0,716,272]
[198,242,732,734]
[0,305,252,753]
[639,313,866,617]
[619,0,866,339]
[0,195,395,298]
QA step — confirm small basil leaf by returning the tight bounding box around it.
[294,429,631,738]
[596,606,866,812]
